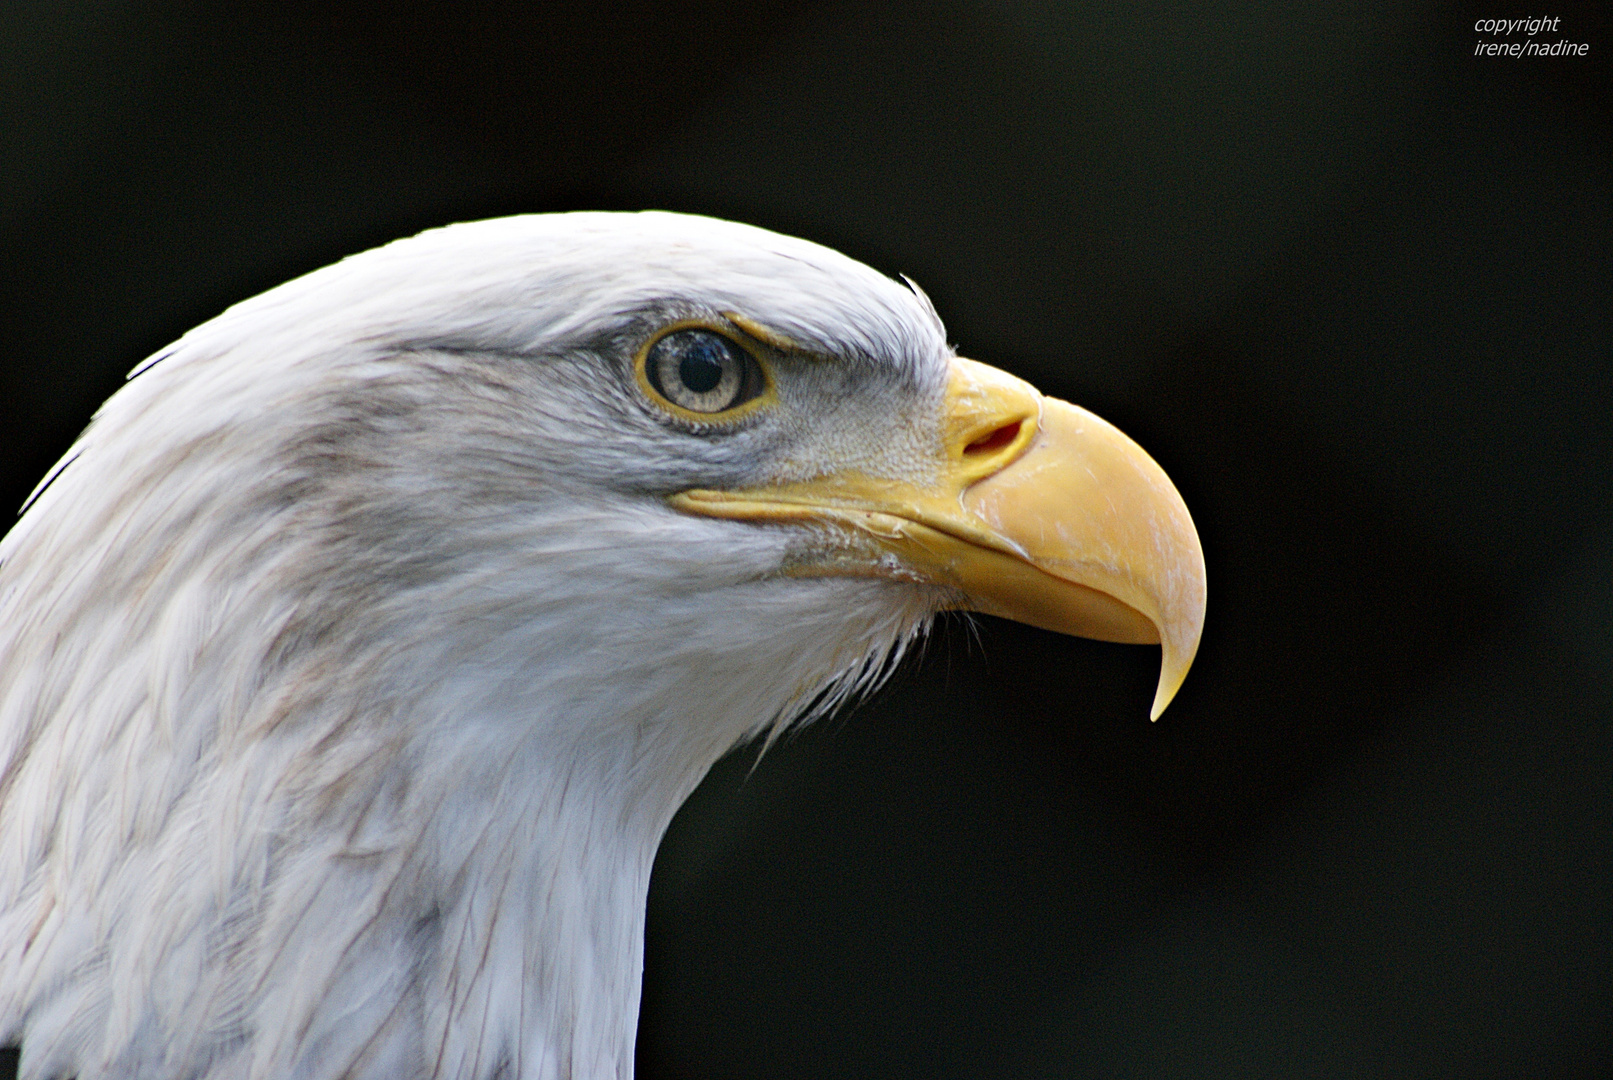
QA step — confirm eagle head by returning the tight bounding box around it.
[0,212,1203,1079]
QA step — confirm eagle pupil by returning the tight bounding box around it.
[680,346,724,394]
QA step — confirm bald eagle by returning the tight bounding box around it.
[0,213,1203,1079]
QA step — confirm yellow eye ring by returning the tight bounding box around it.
[634,322,776,423]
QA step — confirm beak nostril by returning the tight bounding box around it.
[964,421,1022,455]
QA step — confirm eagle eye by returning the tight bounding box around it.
[642,328,766,416]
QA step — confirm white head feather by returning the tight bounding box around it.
[0,212,954,1079]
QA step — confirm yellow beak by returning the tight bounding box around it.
[669,358,1206,719]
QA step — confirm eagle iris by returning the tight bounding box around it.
[645,328,763,414]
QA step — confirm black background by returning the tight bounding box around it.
[2,2,1609,1077]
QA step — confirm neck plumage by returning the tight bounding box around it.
[382,575,933,1080]
[371,737,677,1080]
[0,466,931,1078]
[238,574,932,1080]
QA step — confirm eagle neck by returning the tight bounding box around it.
[416,703,713,1080]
